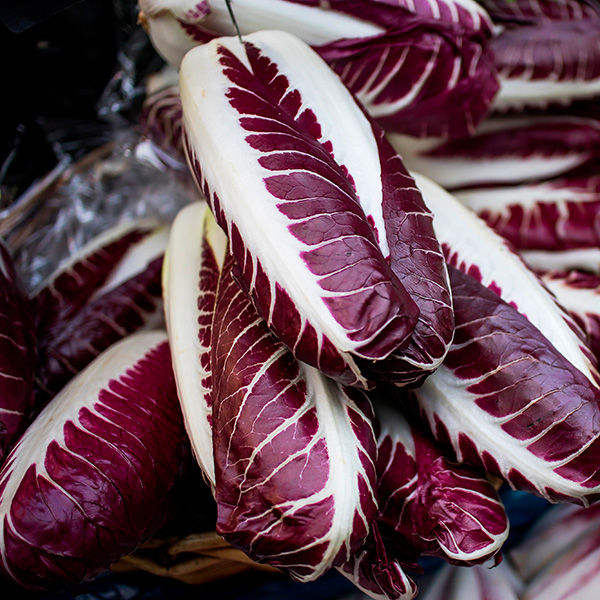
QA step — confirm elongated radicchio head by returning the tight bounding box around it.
[316,17,498,139]
[181,30,423,388]
[0,241,36,465]
[413,172,600,390]
[415,265,600,505]
[492,17,600,112]
[0,331,186,591]
[211,252,378,582]
[163,201,227,487]
[34,224,169,402]
[479,0,600,22]
[33,220,159,333]
[454,176,600,252]
[389,117,600,189]
[372,398,508,565]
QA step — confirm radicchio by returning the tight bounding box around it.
[389,117,600,189]
[413,172,600,389]
[0,241,36,464]
[181,31,423,388]
[454,176,600,251]
[211,252,378,582]
[163,201,227,487]
[373,398,508,565]
[34,225,168,401]
[415,265,600,505]
[141,0,499,138]
[492,18,600,112]
[0,331,186,591]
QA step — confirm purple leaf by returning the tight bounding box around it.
[415,265,600,504]
[163,201,228,487]
[454,176,600,251]
[318,19,499,138]
[390,117,600,189]
[33,222,157,333]
[0,241,36,464]
[0,332,186,591]
[414,172,600,388]
[181,31,422,388]
[373,399,508,564]
[34,226,169,402]
[492,19,600,112]
[211,253,378,582]
[336,524,417,600]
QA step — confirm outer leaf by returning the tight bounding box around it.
[420,561,522,600]
[493,19,600,112]
[509,502,600,582]
[33,221,158,333]
[540,270,600,360]
[211,253,378,582]
[336,524,417,600]
[318,20,499,138]
[0,241,36,464]
[454,176,600,251]
[415,265,600,504]
[138,0,383,67]
[389,117,600,189]
[181,31,421,388]
[0,331,186,591]
[357,129,454,386]
[34,227,169,401]
[374,399,508,564]
[413,172,600,388]
[163,201,228,487]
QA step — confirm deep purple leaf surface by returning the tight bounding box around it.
[415,265,600,504]
[318,19,499,138]
[181,31,421,388]
[211,253,378,582]
[0,242,36,465]
[492,19,600,111]
[0,332,186,591]
[373,399,508,564]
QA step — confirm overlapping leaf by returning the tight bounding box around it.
[181,31,422,388]
[211,253,378,582]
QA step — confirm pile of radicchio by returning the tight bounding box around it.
[2,0,600,598]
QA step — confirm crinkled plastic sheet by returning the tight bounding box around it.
[8,128,194,294]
